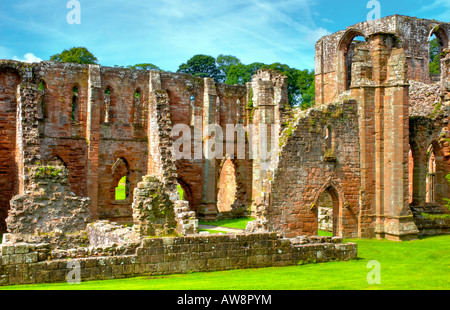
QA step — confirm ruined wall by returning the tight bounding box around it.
[6,161,91,236]
[0,233,357,286]
[0,59,257,232]
[262,101,361,239]
[315,15,450,105]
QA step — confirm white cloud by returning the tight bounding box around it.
[13,53,43,63]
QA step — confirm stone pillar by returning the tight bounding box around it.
[382,48,419,241]
[352,85,377,238]
[85,65,102,220]
[369,34,391,239]
[198,77,219,219]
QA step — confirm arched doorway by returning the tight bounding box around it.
[217,158,237,213]
[316,185,340,236]
[426,145,436,203]
[112,157,131,202]
[177,178,194,209]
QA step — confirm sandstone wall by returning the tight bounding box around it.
[261,101,361,238]
[0,233,356,286]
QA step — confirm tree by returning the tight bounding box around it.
[225,62,265,85]
[177,55,224,82]
[429,37,441,75]
[216,55,242,80]
[50,47,98,65]
[128,63,161,71]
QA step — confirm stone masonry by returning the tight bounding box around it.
[0,14,449,286]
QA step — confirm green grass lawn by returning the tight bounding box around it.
[115,176,126,200]
[318,230,333,237]
[1,235,449,290]
[198,217,255,230]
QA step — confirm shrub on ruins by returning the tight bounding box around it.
[50,47,98,65]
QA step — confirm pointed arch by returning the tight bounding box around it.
[103,85,113,123]
[133,88,143,125]
[112,157,131,201]
[337,28,367,92]
[426,144,436,203]
[71,84,80,121]
[312,178,345,236]
[37,80,48,120]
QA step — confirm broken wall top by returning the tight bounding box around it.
[315,15,450,75]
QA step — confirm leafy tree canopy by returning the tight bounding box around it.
[177,54,224,82]
[50,47,98,65]
[127,63,161,71]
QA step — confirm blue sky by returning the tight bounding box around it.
[0,0,449,72]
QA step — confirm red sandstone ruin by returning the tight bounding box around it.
[0,15,449,243]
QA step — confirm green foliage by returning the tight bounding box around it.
[429,38,440,75]
[127,63,161,71]
[177,184,185,200]
[225,60,315,108]
[216,54,242,79]
[177,54,224,82]
[50,47,98,65]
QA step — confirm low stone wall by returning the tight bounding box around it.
[411,205,450,236]
[0,233,357,286]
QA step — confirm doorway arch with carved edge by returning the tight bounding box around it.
[311,177,347,237]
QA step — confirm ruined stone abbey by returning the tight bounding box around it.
[0,15,449,285]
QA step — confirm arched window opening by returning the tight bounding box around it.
[37,80,47,120]
[217,158,237,213]
[215,96,221,124]
[190,94,196,127]
[426,145,436,203]
[345,35,366,90]
[429,33,441,80]
[133,89,142,125]
[236,99,242,124]
[408,147,414,204]
[104,86,112,123]
[324,126,336,162]
[338,30,367,92]
[71,85,79,121]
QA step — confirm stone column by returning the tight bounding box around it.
[382,48,419,241]
[85,65,102,219]
[198,78,219,219]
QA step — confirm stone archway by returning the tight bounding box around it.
[316,186,340,236]
[217,157,237,213]
[313,179,344,237]
[337,28,367,93]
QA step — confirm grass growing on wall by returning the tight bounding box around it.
[2,235,449,290]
